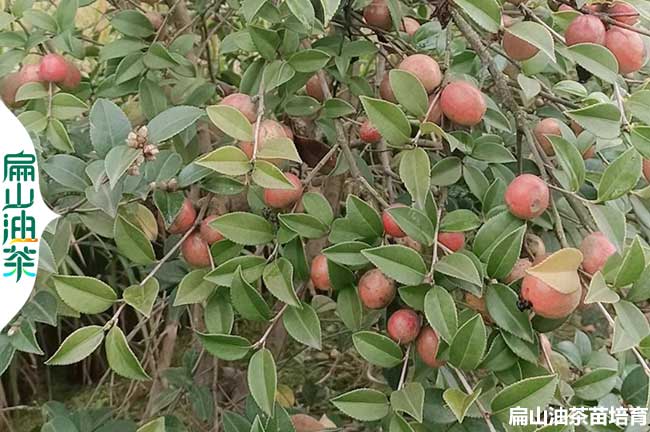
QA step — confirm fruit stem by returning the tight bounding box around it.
[397,343,411,390]
[452,366,498,432]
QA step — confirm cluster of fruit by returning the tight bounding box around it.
[1,53,81,107]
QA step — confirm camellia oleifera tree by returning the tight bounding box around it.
[2,0,650,430]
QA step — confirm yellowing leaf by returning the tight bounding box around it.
[525,248,583,294]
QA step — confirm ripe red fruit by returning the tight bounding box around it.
[60,62,81,90]
[305,75,326,102]
[19,64,42,84]
[382,204,406,238]
[504,258,532,284]
[398,54,442,93]
[220,93,257,123]
[505,174,550,220]
[643,159,650,182]
[558,4,574,11]
[437,232,465,252]
[608,1,639,25]
[416,326,444,368]
[359,119,382,144]
[580,232,616,275]
[0,72,23,107]
[503,31,539,61]
[363,0,392,30]
[379,74,397,103]
[168,199,197,234]
[263,172,303,209]
[565,15,606,46]
[239,119,291,159]
[387,309,421,344]
[310,254,331,291]
[358,269,396,309]
[181,231,212,268]
[401,17,420,36]
[39,53,69,83]
[533,118,562,156]
[199,215,224,245]
[521,274,581,319]
[605,27,646,74]
[440,81,486,126]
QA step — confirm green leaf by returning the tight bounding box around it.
[105,326,150,380]
[114,215,155,265]
[352,331,403,368]
[51,93,88,120]
[435,252,482,286]
[584,271,620,304]
[206,104,254,141]
[331,389,390,422]
[440,209,480,232]
[210,212,274,245]
[613,236,645,288]
[283,302,322,349]
[399,148,431,209]
[486,225,526,280]
[196,146,252,176]
[430,157,462,186]
[455,0,501,33]
[390,383,424,423]
[137,418,165,432]
[424,286,457,344]
[111,10,154,38]
[389,69,428,117]
[611,300,650,353]
[490,375,557,417]
[323,241,370,267]
[278,214,328,239]
[198,333,251,361]
[257,137,302,163]
[449,314,486,370]
[205,291,235,334]
[588,204,625,252]
[359,96,411,147]
[263,258,300,307]
[123,278,159,317]
[362,245,427,285]
[251,161,294,189]
[286,0,315,26]
[205,256,266,286]
[507,21,555,61]
[15,81,47,102]
[153,190,184,228]
[46,118,73,152]
[147,105,204,143]
[302,192,334,225]
[248,348,277,416]
[485,284,533,342]
[231,267,271,321]
[627,90,650,125]
[568,43,619,84]
[443,387,482,423]
[566,102,621,140]
[43,154,89,192]
[597,148,641,202]
[337,286,363,331]
[346,195,384,239]
[548,135,586,192]
[52,275,117,314]
[174,269,217,306]
[573,368,617,400]
[288,49,330,72]
[45,326,105,366]
[385,206,435,246]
